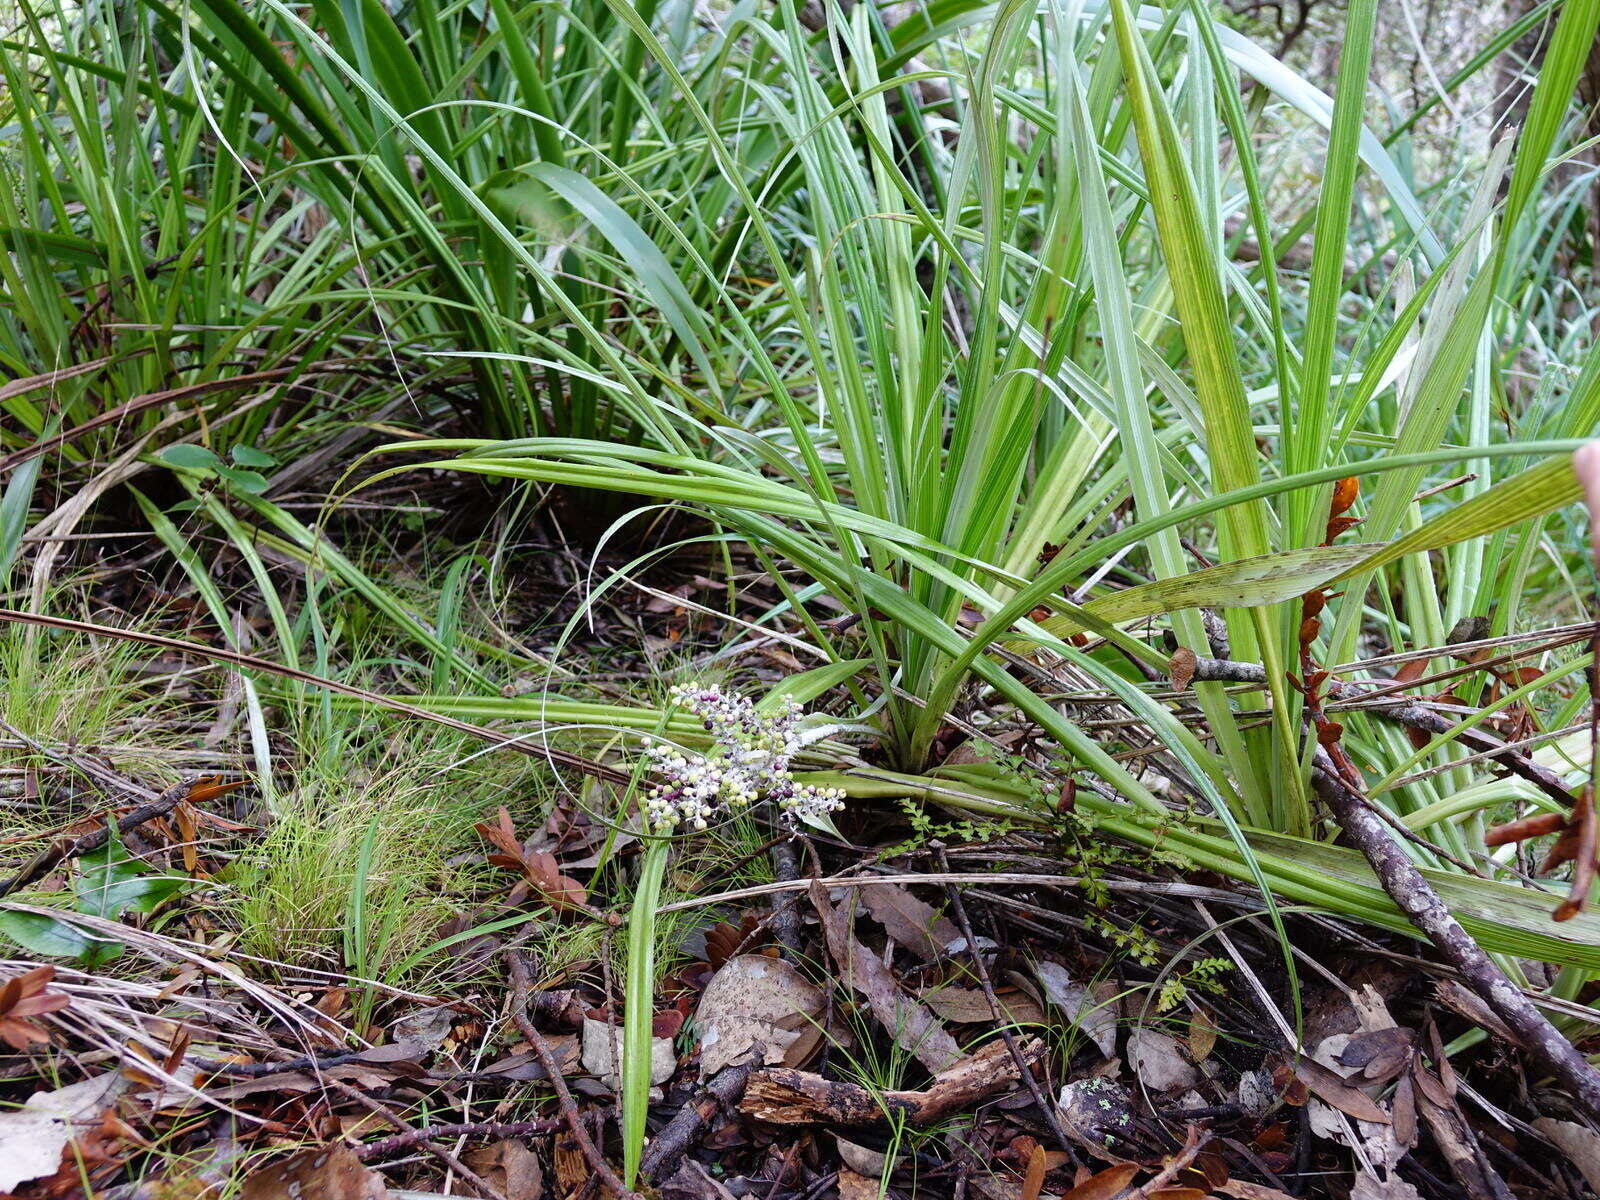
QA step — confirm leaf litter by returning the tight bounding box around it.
[3,567,1600,1200]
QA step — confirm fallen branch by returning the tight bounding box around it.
[741,1036,1043,1126]
[640,1064,752,1181]
[1310,752,1600,1120]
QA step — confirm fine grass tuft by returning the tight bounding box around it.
[229,721,526,998]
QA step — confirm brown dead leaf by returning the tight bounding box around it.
[1186,1009,1217,1062]
[476,806,587,910]
[0,965,69,1050]
[920,984,1045,1026]
[810,880,961,1072]
[1292,1057,1390,1124]
[1061,1162,1138,1200]
[1169,647,1197,691]
[858,883,961,961]
[1337,1026,1415,1082]
[239,1145,389,1200]
[839,1168,882,1200]
[1391,1071,1417,1151]
[464,1139,543,1198]
[1020,1142,1048,1200]
[1534,1118,1600,1194]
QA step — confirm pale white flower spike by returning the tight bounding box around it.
[640,685,844,834]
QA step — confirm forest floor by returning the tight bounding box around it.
[1,474,1597,1200]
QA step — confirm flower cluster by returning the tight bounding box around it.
[639,684,846,833]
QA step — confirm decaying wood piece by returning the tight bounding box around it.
[741,1036,1043,1126]
[640,1063,752,1181]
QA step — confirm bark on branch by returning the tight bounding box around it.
[1310,752,1600,1120]
[741,1037,1043,1125]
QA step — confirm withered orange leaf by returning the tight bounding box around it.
[0,965,70,1051]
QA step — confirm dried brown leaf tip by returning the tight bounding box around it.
[1485,786,1598,921]
[0,965,70,1051]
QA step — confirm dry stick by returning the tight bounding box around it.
[769,837,805,958]
[1309,751,1600,1120]
[1189,655,1574,805]
[0,778,193,898]
[309,1071,507,1200]
[933,845,1080,1166]
[355,1118,564,1161]
[505,950,644,1200]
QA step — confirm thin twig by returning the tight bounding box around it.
[0,778,195,898]
[1187,656,1574,805]
[506,949,643,1200]
[933,845,1080,1166]
[355,1119,564,1160]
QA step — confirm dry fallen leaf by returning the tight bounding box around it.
[920,984,1045,1027]
[695,954,823,1077]
[858,883,961,962]
[1169,647,1197,690]
[0,964,70,1051]
[1534,1117,1600,1194]
[838,1167,883,1200]
[836,1136,898,1177]
[1035,963,1118,1058]
[1061,1162,1138,1200]
[463,1139,543,1198]
[810,880,962,1072]
[240,1144,390,1200]
[1293,1054,1390,1125]
[1020,1141,1048,1200]
[476,805,587,910]
[0,1071,124,1193]
[1187,1009,1218,1062]
[1348,1171,1423,1200]
[1128,1029,1199,1092]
